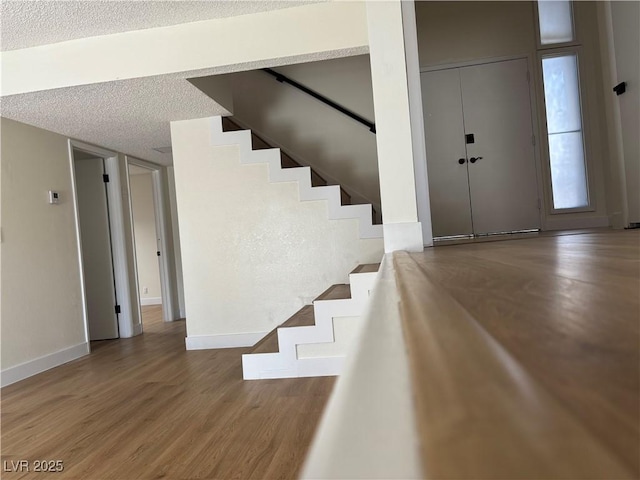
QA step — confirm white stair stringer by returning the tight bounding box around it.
[209,116,383,240]
[242,270,379,379]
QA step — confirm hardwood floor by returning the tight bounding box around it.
[1,306,335,479]
[397,229,640,478]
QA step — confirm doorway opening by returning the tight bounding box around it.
[127,158,177,327]
[70,141,139,346]
[72,149,119,341]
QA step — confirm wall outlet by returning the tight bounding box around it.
[143,287,149,294]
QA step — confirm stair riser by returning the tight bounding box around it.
[243,356,344,380]
[211,116,383,240]
[243,270,380,379]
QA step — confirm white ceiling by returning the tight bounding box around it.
[1,73,228,165]
[0,1,319,51]
[0,0,349,166]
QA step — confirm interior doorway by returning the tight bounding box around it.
[129,164,163,326]
[421,57,541,238]
[127,158,177,325]
[72,149,120,340]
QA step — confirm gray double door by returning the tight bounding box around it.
[421,58,540,238]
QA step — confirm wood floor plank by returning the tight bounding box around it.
[1,306,335,480]
[403,229,639,477]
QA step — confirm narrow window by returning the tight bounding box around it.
[538,1,574,45]
[541,54,588,209]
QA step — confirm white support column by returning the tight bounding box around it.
[367,0,426,252]
[402,0,434,247]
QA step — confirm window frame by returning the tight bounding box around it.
[537,46,595,214]
[534,1,579,51]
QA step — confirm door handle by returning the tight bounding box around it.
[469,156,483,164]
[458,158,466,165]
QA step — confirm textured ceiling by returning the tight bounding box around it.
[1,74,227,165]
[0,0,363,166]
[0,0,320,51]
[0,47,367,165]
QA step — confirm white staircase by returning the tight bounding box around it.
[242,265,379,379]
[210,116,383,239]
[202,115,383,378]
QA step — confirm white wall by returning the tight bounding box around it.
[171,117,383,345]
[224,55,380,208]
[416,1,612,230]
[610,1,640,224]
[130,172,162,304]
[0,118,144,385]
[1,118,87,376]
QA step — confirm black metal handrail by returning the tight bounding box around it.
[262,68,376,134]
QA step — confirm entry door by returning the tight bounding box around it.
[74,157,120,340]
[422,58,540,237]
[421,68,473,237]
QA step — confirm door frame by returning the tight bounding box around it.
[419,54,546,233]
[68,140,138,344]
[126,157,178,323]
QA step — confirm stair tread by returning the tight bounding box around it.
[315,284,351,301]
[249,329,279,355]
[350,263,381,275]
[247,305,316,355]
[280,305,316,328]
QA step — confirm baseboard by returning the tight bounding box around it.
[185,331,268,350]
[544,215,610,231]
[383,222,424,253]
[132,323,143,336]
[1,342,90,388]
[140,297,162,306]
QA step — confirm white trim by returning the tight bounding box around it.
[185,332,268,350]
[301,255,422,480]
[243,356,345,380]
[402,0,433,248]
[1,342,90,387]
[121,164,143,334]
[140,297,162,306]
[106,154,135,337]
[67,142,90,346]
[543,215,609,231]
[382,222,424,253]
[132,323,144,336]
[420,53,535,73]
[69,140,137,339]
